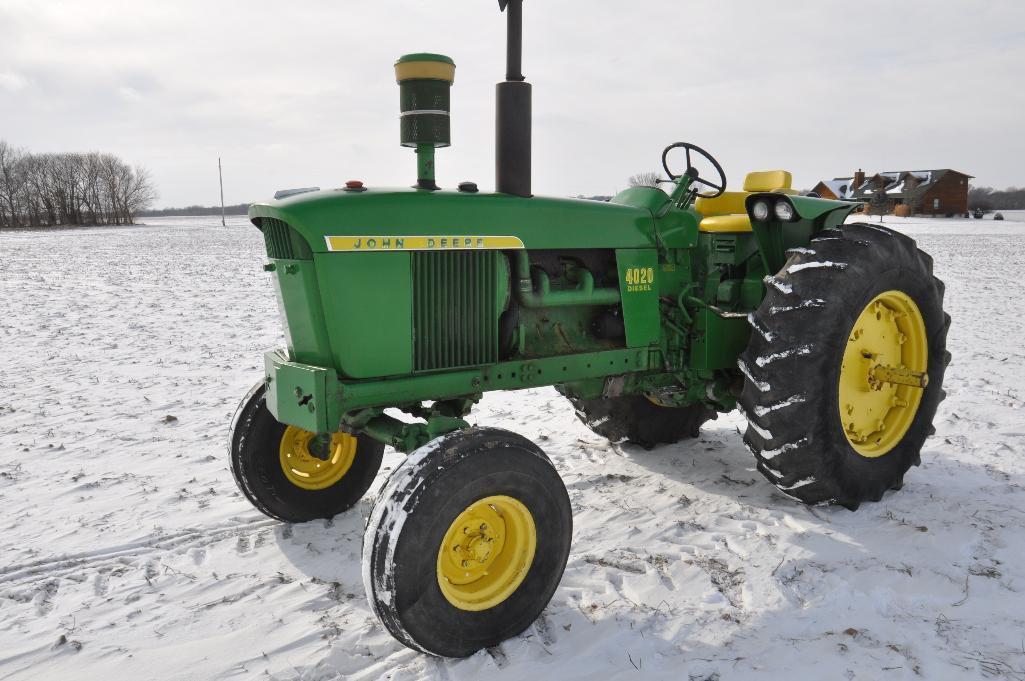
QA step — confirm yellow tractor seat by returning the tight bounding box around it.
[695,170,794,232]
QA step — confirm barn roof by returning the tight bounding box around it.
[816,169,972,200]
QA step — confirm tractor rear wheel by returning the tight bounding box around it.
[228,380,384,522]
[739,223,950,510]
[568,395,716,449]
[362,427,572,657]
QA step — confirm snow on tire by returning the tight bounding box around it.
[362,427,572,657]
[739,223,951,510]
[567,395,716,449]
[228,380,384,522]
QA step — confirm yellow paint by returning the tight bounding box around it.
[694,191,748,217]
[838,290,928,458]
[436,495,537,612]
[394,61,456,83]
[624,266,655,292]
[695,171,794,232]
[743,170,793,192]
[279,427,357,490]
[324,235,525,252]
[698,214,753,233]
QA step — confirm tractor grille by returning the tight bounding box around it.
[262,219,295,259]
[261,218,313,260]
[412,250,499,372]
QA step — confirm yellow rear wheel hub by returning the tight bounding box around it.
[278,427,357,490]
[645,394,674,408]
[838,290,929,458]
[436,495,537,612]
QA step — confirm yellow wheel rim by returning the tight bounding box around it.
[645,394,674,408]
[278,427,357,490]
[436,495,537,612]
[838,290,929,458]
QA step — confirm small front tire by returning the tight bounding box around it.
[228,381,384,523]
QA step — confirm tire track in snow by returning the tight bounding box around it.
[0,516,278,588]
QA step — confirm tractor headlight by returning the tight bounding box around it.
[774,200,796,222]
[752,200,770,222]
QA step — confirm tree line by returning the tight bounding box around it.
[137,203,250,218]
[0,140,157,228]
[968,186,1025,211]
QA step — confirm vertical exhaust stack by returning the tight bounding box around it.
[496,0,531,197]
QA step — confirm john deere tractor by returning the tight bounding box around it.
[229,0,950,657]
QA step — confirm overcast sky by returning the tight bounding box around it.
[2,1,1023,207]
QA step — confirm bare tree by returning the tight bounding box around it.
[865,187,893,217]
[125,165,158,223]
[0,140,157,227]
[628,171,661,188]
[0,140,27,228]
[969,185,1025,211]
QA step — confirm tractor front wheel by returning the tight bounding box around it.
[228,381,384,522]
[739,223,950,510]
[362,427,572,657]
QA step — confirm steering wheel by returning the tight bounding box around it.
[661,142,727,199]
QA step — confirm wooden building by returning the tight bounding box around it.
[812,169,972,216]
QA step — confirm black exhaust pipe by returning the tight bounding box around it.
[496,0,531,197]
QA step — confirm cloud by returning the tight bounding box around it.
[0,71,28,92]
[1,0,1024,205]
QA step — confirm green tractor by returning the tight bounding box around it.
[229,0,950,657]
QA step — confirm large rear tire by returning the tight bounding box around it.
[568,395,716,449]
[228,381,384,522]
[739,223,950,510]
[362,427,572,657]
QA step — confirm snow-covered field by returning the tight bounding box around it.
[1,214,1024,681]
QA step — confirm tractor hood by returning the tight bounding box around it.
[248,187,656,252]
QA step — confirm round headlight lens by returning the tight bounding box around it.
[752,200,770,221]
[774,201,795,221]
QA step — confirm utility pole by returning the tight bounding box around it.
[218,157,226,227]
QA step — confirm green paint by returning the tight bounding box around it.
[615,248,660,348]
[396,53,455,65]
[416,144,436,185]
[251,162,856,442]
[512,250,620,308]
[249,189,656,251]
[272,259,333,366]
[264,351,339,434]
[313,252,413,378]
[689,308,752,371]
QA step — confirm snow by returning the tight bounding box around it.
[786,261,847,273]
[752,394,807,417]
[2,215,1025,680]
[361,438,453,655]
[856,211,1025,230]
[778,477,816,492]
[754,344,813,368]
[747,314,774,342]
[737,358,772,392]
[763,275,792,295]
[759,438,809,461]
[739,408,774,440]
[769,298,826,314]
[886,171,934,196]
[821,180,851,199]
